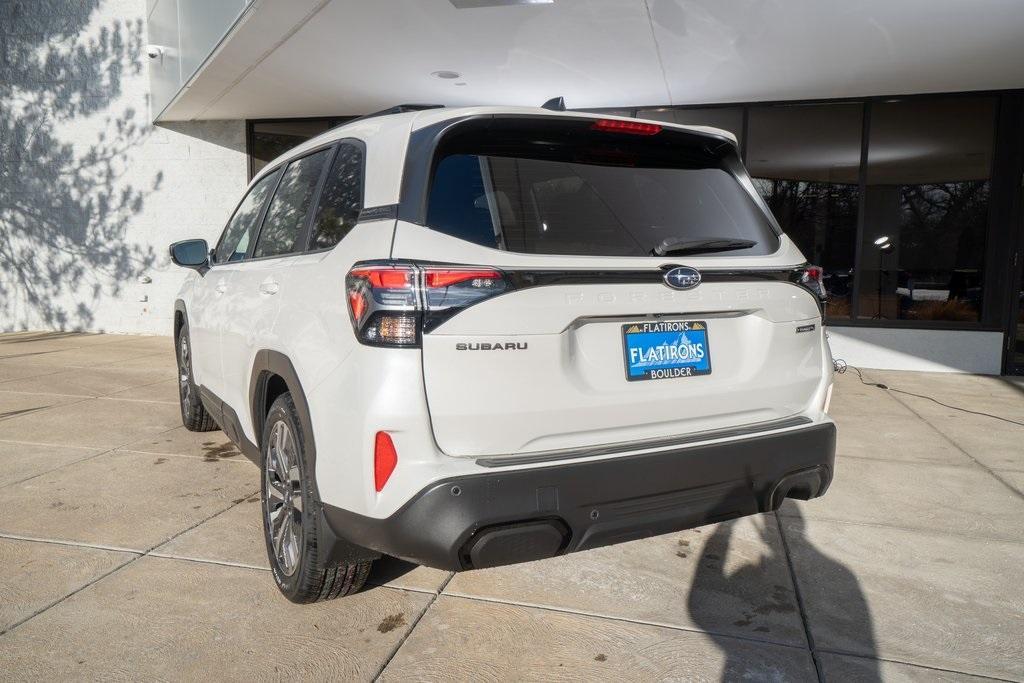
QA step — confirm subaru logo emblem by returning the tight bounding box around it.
[663,266,704,290]
[663,266,701,290]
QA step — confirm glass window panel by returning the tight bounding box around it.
[1014,248,1024,372]
[637,107,744,147]
[857,97,995,323]
[214,168,281,264]
[424,117,778,257]
[747,103,863,319]
[250,120,332,177]
[253,149,331,259]
[310,143,364,250]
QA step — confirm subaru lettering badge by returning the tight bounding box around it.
[663,266,701,290]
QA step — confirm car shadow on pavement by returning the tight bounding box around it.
[366,555,420,586]
[689,505,880,682]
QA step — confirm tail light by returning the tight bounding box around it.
[346,262,509,347]
[793,265,828,305]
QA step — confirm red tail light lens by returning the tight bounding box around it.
[346,263,509,346]
[373,431,397,492]
[590,119,662,136]
[795,265,828,303]
[424,269,501,288]
[346,265,419,347]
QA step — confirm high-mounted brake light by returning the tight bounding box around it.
[346,263,510,347]
[591,119,662,136]
[373,431,397,492]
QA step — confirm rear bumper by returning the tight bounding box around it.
[322,421,836,571]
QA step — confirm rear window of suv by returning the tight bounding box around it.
[423,117,779,257]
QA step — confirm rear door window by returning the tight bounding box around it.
[215,168,281,263]
[423,118,779,257]
[253,148,331,259]
[310,142,364,250]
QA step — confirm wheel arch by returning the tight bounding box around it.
[249,351,317,464]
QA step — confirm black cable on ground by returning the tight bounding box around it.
[834,360,1024,428]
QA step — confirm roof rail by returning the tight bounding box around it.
[335,104,445,128]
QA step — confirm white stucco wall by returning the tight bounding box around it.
[0,0,247,335]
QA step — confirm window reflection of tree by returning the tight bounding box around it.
[896,181,988,321]
[311,145,363,250]
[755,179,859,319]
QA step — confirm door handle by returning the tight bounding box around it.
[259,279,279,295]
[215,278,228,295]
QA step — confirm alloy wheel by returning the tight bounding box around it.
[265,420,303,576]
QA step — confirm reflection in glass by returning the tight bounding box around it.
[747,103,863,319]
[215,169,281,263]
[254,149,331,258]
[311,143,364,250]
[858,97,994,322]
[250,121,333,177]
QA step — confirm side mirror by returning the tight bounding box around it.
[169,239,210,272]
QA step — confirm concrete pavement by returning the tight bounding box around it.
[1,332,1021,681]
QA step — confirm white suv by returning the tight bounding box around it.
[170,105,836,603]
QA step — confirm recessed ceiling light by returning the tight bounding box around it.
[454,82,467,86]
[431,70,461,80]
[450,0,553,7]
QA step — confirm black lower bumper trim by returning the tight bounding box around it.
[322,422,836,571]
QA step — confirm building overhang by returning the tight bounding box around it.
[149,0,1024,122]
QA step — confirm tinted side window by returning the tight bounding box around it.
[253,148,331,259]
[215,169,281,263]
[310,142,364,250]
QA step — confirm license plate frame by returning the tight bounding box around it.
[621,320,712,382]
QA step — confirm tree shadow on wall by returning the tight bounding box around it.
[0,0,159,332]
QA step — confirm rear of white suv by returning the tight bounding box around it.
[170,106,836,602]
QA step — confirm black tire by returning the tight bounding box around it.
[176,322,218,432]
[261,392,372,602]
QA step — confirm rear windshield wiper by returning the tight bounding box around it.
[651,237,757,257]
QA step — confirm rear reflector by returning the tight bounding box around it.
[374,431,398,492]
[591,119,662,136]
